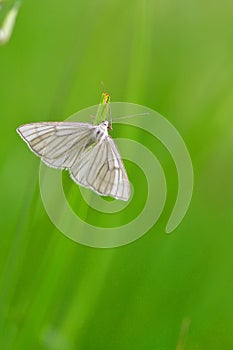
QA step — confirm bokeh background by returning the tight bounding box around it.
[1,0,233,349]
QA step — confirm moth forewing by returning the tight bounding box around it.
[17,122,96,169]
[69,135,130,201]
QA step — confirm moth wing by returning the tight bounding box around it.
[17,122,94,169]
[70,136,131,201]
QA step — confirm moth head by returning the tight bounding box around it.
[102,120,108,127]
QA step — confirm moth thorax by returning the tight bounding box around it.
[95,123,108,141]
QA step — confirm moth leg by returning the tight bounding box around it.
[90,115,95,125]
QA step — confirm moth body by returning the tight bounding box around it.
[17,120,130,201]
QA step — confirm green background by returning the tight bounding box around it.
[1,0,233,349]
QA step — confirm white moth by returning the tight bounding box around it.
[17,120,131,201]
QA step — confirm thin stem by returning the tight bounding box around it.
[94,92,110,125]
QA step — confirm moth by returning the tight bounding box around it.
[17,94,131,201]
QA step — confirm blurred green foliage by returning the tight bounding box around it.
[0,0,233,349]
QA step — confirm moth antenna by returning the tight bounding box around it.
[101,81,106,92]
[112,112,149,122]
